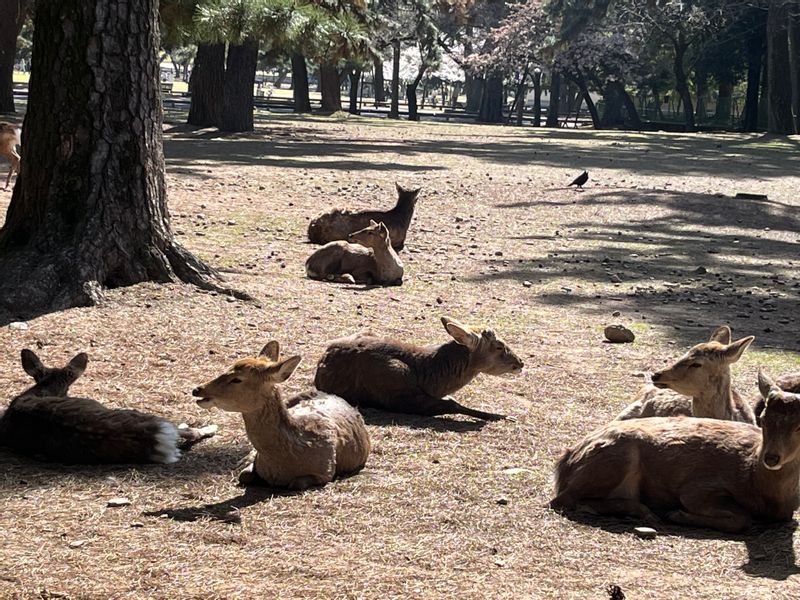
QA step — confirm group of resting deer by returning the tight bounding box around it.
[304,183,420,286]
[553,325,800,533]
[1,316,524,490]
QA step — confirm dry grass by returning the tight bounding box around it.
[1,115,800,599]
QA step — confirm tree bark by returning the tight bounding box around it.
[714,78,734,124]
[466,77,484,112]
[291,53,311,113]
[0,0,240,319]
[0,0,28,114]
[406,65,427,122]
[695,69,709,121]
[571,74,600,129]
[319,63,341,112]
[532,71,542,126]
[546,69,561,127]
[789,3,800,131]
[373,58,385,104]
[220,40,258,132]
[187,42,225,127]
[389,40,401,119]
[767,0,796,134]
[743,20,765,132]
[478,74,504,123]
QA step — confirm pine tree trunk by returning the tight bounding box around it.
[546,69,561,127]
[221,40,258,132]
[743,21,765,131]
[478,75,504,123]
[0,0,240,318]
[319,63,341,112]
[291,53,311,113]
[767,0,796,134]
[187,42,225,127]
[389,40,401,119]
[406,66,427,122]
[0,0,28,114]
[373,58,385,104]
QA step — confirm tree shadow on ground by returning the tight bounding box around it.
[0,442,252,493]
[555,509,800,581]
[162,117,800,181]
[470,188,800,352]
[359,407,488,432]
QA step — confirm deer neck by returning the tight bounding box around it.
[421,341,477,398]
[240,387,298,452]
[369,241,403,272]
[753,443,800,512]
[690,370,735,420]
[391,196,416,218]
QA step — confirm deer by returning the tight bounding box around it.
[0,122,21,190]
[0,349,217,464]
[551,370,800,533]
[305,220,404,286]
[313,316,524,421]
[307,183,421,251]
[753,371,800,425]
[193,341,371,490]
[615,326,756,424]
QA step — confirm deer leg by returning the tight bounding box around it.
[405,393,507,421]
[667,493,752,533]
[3,167,11,190]
[176,424,218,450]
[577,498,661,526]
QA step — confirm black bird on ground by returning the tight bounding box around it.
[568,170,589,189]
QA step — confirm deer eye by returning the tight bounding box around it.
[230,378,242,384]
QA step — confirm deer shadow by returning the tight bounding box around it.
[359,407,489,432]
[555,509,800,581]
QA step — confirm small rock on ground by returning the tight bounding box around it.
[633,526,657,540]
[604,324,635,343]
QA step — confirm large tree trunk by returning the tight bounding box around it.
[0,0,28,114]
[743,19,766,132]
[0,0,236,319]
[406,66,427,122]
[767,0,796,134]
[478,74,504,123]
[466,77,484,112]
[714,78,734,125]
[187,42,225,127]
[373,58,385,105]
[319,63,341,112]
[789,3,800,132]
[220,40,258,132]
[532,70,542,126]
[546,69,561,127]
[291,52,311,113]
[389,40,401,119]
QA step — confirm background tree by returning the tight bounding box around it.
[0,0,29,114]
[0,0,239,317]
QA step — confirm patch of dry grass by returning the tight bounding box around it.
[1,115,799,599]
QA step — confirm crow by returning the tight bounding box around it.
[568,170,589,189]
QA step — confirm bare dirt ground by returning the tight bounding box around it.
[1,112,800,599]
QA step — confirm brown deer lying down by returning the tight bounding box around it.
[616,326,756,424]
[0,350,216,464]
[193,341,371,490]
[551,371,800,533]
[314,317,524,421]
[0,122,21,190]
[307,183,421,251]
[305,220,403,285]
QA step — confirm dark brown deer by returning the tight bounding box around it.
[307,183,421,251]
[314,317,524,421]
[305,220,404,285]
[615,326,756,424]
[0,350,216,464]
[0,122,21,190]
[551,370,800,533]
[753,371,800,424]
[193,341,371,489]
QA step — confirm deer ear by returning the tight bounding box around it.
[20,349,45,380]
[395,182,402,193]
[259,341,280,361]
[441,316,480,351]
[722,336,754,363]
[271,355,301,382]
[369,219,378,227]
[758,369,780,400]
[708,325,731,345]
[67,353,88,376]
